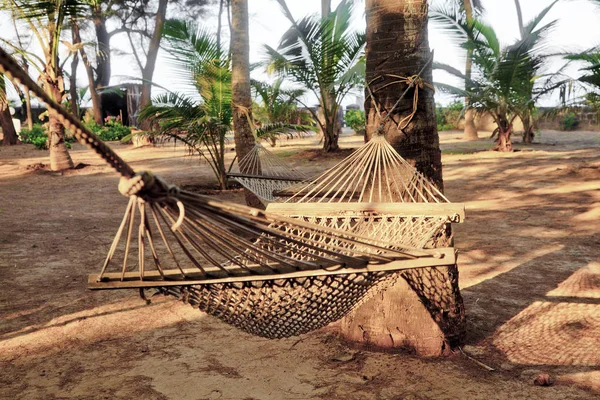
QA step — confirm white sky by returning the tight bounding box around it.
[3,0,600,107]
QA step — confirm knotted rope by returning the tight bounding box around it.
[384,74,435,130]
[366,52,434,135]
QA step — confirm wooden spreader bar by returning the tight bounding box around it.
[227,172,306,182]
[88,248,457,290]
[266,202,466,223]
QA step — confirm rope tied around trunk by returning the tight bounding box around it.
[385,74,435,130]
[366,51,435,135]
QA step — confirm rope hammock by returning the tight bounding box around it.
[227,143,309,204]
[0,47,459,339]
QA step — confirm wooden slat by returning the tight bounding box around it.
[227,172,306,182]
[87,248,456,290]
[266,202,466,222]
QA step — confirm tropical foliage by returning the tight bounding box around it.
[251,78,315,146]
[265,0,365,152]
[138,19,234,190]
[433,0,565,151]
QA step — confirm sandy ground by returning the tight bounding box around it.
[1,130,599,399]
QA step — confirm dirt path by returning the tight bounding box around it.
[1,131,599,399]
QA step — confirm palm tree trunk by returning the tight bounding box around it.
[69,25,80,119]
[0,73,18,145]
[24,88,33,130]
[463,0,478,140]
[340,0,465,356]
[140,0,168,130]
[73,20,103,125]
[48,114,74,170]
[231,0,261,207]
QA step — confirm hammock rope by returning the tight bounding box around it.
[228,143,309,204]
[0,47,458,339]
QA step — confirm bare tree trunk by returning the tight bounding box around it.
[73,21,103,125]
[69,25,80,119]
[24,88,33,130]
[217,0,225,50]
[231,0,261,207]
[93,6,111,89]
[321,0,331,18]
[463,0,478,140]
[140,0,168,130]
[340,0,465,357]
[0,73,18,145]
[319,0,341,152]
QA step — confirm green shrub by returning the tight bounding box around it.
[84,117,131,142]
[560,112,579,131]
[345,109,365,134]
[436,101,464,131]
[19,124,48,150]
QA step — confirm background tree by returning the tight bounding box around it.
[139,20,234,189]
[0,72,18,145]
[2,0,81,169]
[430,0,485,141]
[251,78,314,146]
[266,0,365,152]
[434,1,563,151]
[339,0,466,356]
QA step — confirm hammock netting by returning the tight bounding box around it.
[0,47,464,340]
[227,143,309,204]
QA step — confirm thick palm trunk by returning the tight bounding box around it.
[48,115,74,170]
[231,0,261,207]
[340,0,465,356]
[1,73,18,145]
[140,0,168,130]
[493,116,513,152]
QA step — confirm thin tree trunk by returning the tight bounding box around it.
[24,88,33,130]
[217,0,224,50]
[0,73,18,145]
[140,0,168,130]
[463,0,478,140]
[70,25,80,119]
[340,0,465,356]
[321,0,331,18]
[93,6,111,89]
[73,20,103,125]
[231,0,261,207]
[319,0,340,152]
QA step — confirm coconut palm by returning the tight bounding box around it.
[0,0,83,169]
[251,78,315,146]
[140,20,308,189]
[434,1,564,151]
[139,19,234,189]
[565,50,600,89]
[265,0,365,152]
[430,0,484,140]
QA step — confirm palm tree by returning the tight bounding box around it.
[430,0,484,141]
[435,1,563,151]
[139,20,233,190]
[1,0,78,169]
[338,0,465,356]
[265,0,365,152]
[251,78,315,146]
[230,0,261,206]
